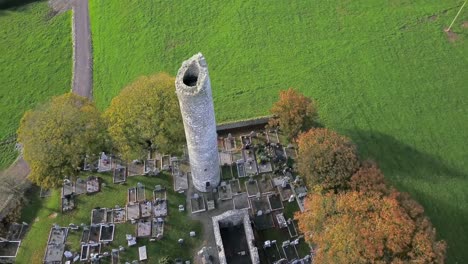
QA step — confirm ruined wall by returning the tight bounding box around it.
[175,53,220,192]
[212,209,260,264]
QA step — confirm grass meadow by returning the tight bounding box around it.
[16,172,202,263]
[0,1,72,169]
[90,0,468,262]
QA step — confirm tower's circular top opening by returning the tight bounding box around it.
[182,61,199,87]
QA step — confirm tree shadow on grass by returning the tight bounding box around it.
[345,129,466,183]
[402,185,468,264]
[0,0,41,10]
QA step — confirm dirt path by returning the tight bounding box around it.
[71,0,93,99]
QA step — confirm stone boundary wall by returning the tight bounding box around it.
[216,116,272,133]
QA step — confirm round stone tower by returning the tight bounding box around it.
[175,53,220,192]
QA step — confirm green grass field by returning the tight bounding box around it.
[90,1,468,262]
[16,172,202,263]
[0,1,72,169]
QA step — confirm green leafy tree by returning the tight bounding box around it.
[297,128,359,190]
[269,88,318,141]
[104,73,185,160]
[17,93,107,188]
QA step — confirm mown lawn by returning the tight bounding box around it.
[16,172,202,263]
[0,1,72,169]
[90,1,468,262]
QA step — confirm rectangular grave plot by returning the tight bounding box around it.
[283,244,299,261]
[253,214,275,230]
[136,185,145,201]
[144,159,156,174]
[153,188,166,201]
[99,224,115,242]
[190,195,206,214]
[47,227,68,245]
[113,167,127,183]
[258,161,273,174]
[88,225,101,243]
[81,228,90,243]
[86,176,100,194]
[220,165,233,180]
[127,161,144,176]
[61,195,75,213]
[266,130,280,144]
[136,220,152,238]
[233,193,250,210]
[152,218,164,239]
[161,155,171,171]
[7,223,27,241]
[153,199,168,218]
[112,209,126,223]
[126,204,140,221]
[236,161,246,178]
[229,179,242,195]
[268,194,284,211]
[128,187,137,203]
[111,250,119,264]
[250,196,271,214]
[278,185,294,202]
[106,210,113,223]
[91,208,107,225]
[223,136,236,151]
[287,220,298,238]
[75,178,87,195]
[258,175,275,194]
[62,182,74,198]
[263,243,283,263]
[80,244,89,261]
[219,182,233,200]
[140,201,152,218]
[245,180,260,197]
[0,241,20,258]
[174,172,188,192]
[44,243,65,263]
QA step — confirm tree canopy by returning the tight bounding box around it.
[297,128,359,190]
[296,190,446,263]
[17,93,107,188]
[269,88,318,141]
[104,73,185,160]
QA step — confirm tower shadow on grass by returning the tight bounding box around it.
[345,129,466,183]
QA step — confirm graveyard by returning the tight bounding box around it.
[11,121,311,263]
[15,168,202,263]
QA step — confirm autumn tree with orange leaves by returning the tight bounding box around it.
[269,88,318,141]
[295,190,446,263]
[297,128,360,190]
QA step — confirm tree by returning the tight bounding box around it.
[269,88,318,141]
[349,160,388,194]
[295,191,446,263]
[17,93,107,188]
[297,128,359,190]
[104,73,185,161]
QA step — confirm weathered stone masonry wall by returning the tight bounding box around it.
[175,53,220,192]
